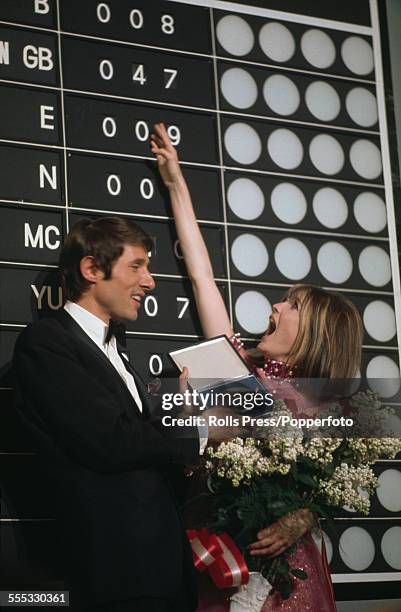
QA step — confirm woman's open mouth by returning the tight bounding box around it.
[267,316,276,335]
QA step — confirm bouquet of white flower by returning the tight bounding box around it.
[203,391,401,600]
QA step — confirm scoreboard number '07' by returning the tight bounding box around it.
[142,296,190,319]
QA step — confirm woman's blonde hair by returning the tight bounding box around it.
[284,284,363,378]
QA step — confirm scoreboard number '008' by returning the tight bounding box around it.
[96,4,176,36]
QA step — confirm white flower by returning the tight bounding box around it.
[302,438,342,465]
[319,463,377,515]
[347,438,401,464]
[206,438,273,486]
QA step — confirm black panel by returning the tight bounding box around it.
[0,390,35,452]
[1,455,56,519]
[221,116,383,184]
[0,0,56,28]
[62,36,215,108]
[0,329,20,387]
[125,336,196,380]
[328,519,401,574]
[124,278,227,337]
[0,266,61,324]
[69,212,226,278]
[215,10,374,79]
[224,0,371,26]
[0,208,63,264]
[0,145,64,204]
[65,95,218,164]
[0,521,63,586]
[228,228,392,290]
[218,61,379,131]
[59,0,212,54]
[0,25,58,86]
[0,84,61,144]
[225,172,387,238]
[68,153,223,221]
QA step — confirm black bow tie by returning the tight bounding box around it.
[105,319,127,346]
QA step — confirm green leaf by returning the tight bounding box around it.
[291,568,307,580]
[278,576,292,599]
[275,560,290,576]
[296,473,318,488]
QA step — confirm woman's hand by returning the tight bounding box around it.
[248,509,315,558]
[150,122,183,189]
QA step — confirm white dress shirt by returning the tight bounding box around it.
[64,301,143,412]
[63,301,207,453]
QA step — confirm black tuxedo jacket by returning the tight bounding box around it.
[13,309,199,608]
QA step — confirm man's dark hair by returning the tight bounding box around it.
[59,217,153,301]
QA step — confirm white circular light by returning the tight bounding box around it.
[377,470,401,512]
[259,22,295,63]
[339,527,375,571]
[270,183,307,225]
[350,140,382,180]
[366,355,400,399]
[235,291,271,335]
[216,15,254,57]
[309,134,345,175]
[224,123,262,165]
[363,301,396,343]
[263,74,300,116]
[385,414,401,437]
[305,81,341,122]
[220,68,258,109]
[358,245,391,287]
[353,192,387,233]
[275,238,311,280]
[301,29,336,69]
[317,242,353,284]
[312,187,348,229]
[346,88,378,127]
[227,178,265,220]
[231,234,269,277]
[381,527,401,570]
[267,128,303,170]
[341,36,374,75]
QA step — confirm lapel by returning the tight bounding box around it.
[56,310,147,418]
[116,345,153,419]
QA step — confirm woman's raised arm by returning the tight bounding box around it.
[150,123,233,339]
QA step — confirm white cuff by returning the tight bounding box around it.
[197,422,208,455]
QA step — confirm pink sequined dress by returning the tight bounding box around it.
[195,335,337,612]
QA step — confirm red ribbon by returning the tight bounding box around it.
[187,528,249,589]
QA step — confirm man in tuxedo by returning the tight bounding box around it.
[13,217,203,612]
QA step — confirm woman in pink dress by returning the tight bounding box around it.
[150,123,363,612]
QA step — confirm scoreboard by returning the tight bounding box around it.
[1,0,401,597]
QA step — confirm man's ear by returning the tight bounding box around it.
[79,256,104,284]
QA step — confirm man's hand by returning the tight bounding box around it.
[150,122,183,189]
[178,366,246,440]
[204,406,249,442]
[248,509,316,557]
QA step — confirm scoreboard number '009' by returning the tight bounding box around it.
[101,118,181,147]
